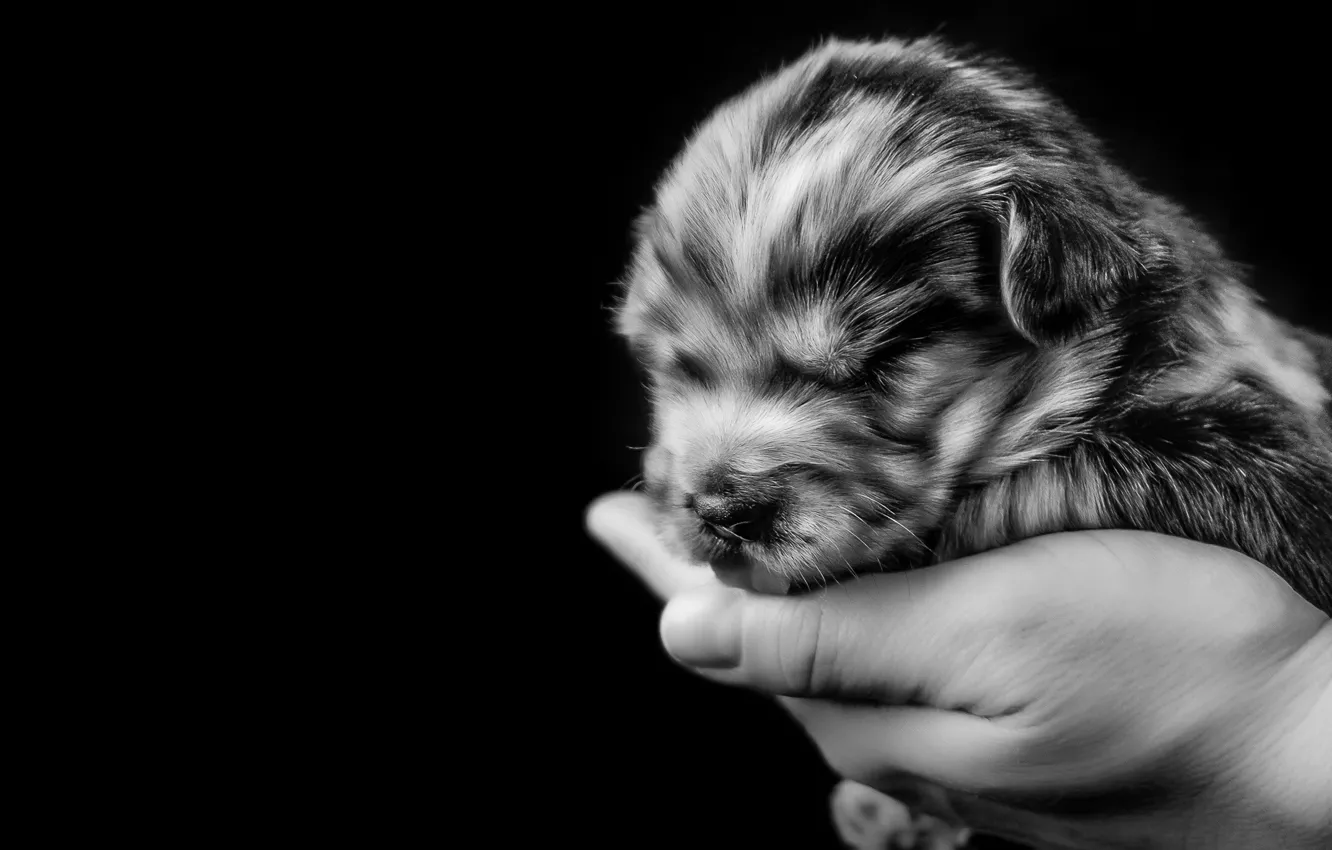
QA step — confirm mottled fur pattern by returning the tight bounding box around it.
[614,36,1332,615]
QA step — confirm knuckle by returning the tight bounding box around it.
[775,600,839,695]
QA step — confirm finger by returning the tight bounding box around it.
[831,778,1074,850]
[792,702,1081,847]
[829,780,915,849]
[794,702,1163,849]
[780,697,1018,796]
[585,491,717,600]
[656,560,992,703]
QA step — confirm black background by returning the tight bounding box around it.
[508,3,1331,845]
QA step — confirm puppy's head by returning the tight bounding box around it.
[615,38,1145,588]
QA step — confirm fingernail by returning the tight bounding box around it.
[660,587,745,669]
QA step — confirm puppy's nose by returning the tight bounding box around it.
[686,492,775,543]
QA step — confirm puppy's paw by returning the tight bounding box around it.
[831,780,972,849]
[831,779,913,849]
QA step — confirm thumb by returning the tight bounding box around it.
[658,560,992,705]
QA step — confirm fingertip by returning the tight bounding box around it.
[584,490,654,546]
[587,490,716,600]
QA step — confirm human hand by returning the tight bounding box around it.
[586,491,1332,849]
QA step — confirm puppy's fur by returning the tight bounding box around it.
[615,37,1332,613]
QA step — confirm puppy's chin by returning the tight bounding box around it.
[692,534,795,594]
[716,562,793,595]
[659,501,887,596]
[651,507,789,594]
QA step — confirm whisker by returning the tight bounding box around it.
[834,513,869,582]
[706,521,754,543]
[834,554,856,584]
[863,495,894,517]
[860,498,934,555]
[883,514,935,555]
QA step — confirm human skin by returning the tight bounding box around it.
[586,491,1332,849]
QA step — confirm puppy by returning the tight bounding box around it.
[612,35,1332,848]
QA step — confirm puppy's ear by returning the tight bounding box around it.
[996,182,1141,345]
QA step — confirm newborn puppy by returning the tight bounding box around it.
[612,35,1332,849]
[614,36,1332,612]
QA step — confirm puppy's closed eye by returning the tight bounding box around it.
[670,351,714,387]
